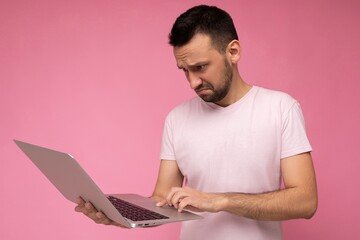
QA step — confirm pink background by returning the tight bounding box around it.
[1,0,359,239]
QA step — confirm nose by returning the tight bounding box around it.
[188,72,202,90]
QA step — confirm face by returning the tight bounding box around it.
[173,34,233,104]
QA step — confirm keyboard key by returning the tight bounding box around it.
[108,196,169,222]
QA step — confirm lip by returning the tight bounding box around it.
[195,88,211,94]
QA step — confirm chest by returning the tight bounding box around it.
[172,106,283,192]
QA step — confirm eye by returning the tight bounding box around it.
[181,68,189,75]
[195,64,207,71]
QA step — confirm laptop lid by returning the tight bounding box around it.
[14,139,202,228]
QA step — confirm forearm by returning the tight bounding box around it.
[165,154,317,220]
[219,187,317,221]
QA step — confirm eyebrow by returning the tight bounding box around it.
[177,61,209,69]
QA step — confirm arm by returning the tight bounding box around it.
[164,152,318,221]
[151,159,184,201]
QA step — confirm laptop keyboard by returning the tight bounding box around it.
[108,196,169,222]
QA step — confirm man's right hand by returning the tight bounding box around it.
[74,197,127,228]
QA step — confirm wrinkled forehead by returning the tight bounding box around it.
[173,34,218,68]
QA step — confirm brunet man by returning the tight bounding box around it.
[76,5,317,240]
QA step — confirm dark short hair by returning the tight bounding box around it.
[169,5,238,53]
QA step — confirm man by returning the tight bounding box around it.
[76,5,317,239]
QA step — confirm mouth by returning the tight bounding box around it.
[195,88,211,94]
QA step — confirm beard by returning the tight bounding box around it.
[195,59,233,103]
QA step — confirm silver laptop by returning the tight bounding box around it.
[14,140,202,228]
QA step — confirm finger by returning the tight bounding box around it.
[156,199,167,207]
[170,190,189,209]
[75,204,85,212]
[77,197,85,205]
[85,202,95,210]
[177,197,191,212]
[74,197,86,212]
[94,212,112,225]
[166,187,181,206]
[77,201,98,218]
[169,191,182,208]
[75,199,122,227]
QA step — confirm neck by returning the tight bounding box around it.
[214,73,252,107]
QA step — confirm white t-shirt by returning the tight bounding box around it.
[160,86,312,240]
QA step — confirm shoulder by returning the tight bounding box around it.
[165,96,203,121]
[254,86,298,112]
[255,86,296,103]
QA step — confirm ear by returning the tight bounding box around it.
[226,40,241,64]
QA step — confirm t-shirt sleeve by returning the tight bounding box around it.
[160,114,177,160]
[281,101,312,159]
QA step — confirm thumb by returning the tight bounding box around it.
[156,199,167,207]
